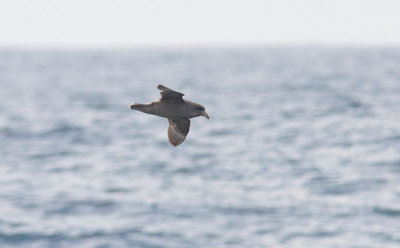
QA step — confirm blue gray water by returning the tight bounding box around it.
[1,47,400,248]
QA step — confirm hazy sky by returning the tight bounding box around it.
[1,0,400,48]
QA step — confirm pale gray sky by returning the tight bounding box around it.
[1,0,400,48]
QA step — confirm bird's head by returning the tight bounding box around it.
[192,104,209,119]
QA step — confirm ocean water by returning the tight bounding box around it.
[0,47,400,248]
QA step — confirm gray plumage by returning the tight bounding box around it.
[130,85,209,146]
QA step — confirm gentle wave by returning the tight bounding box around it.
[1,48,400,247]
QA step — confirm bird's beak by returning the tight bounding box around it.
[201,111,210,119]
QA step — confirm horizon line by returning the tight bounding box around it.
[1,42,400,51]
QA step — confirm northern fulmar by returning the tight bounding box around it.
[129,85,209,146]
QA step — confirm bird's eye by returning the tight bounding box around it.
[197,107,204,111]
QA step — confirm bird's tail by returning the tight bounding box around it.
[130,103,156,116]
[129,103,143,110]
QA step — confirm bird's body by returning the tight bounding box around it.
[130,85,209,146]
[132,99,201,119]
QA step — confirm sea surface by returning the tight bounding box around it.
[1,47,400,248]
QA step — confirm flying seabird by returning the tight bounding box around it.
[129,85,209,146]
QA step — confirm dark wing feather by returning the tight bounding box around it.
[158,85,184,103]
[167,118,190,146]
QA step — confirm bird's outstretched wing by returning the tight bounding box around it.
[158,85,184,103]
[167,118,190,146]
